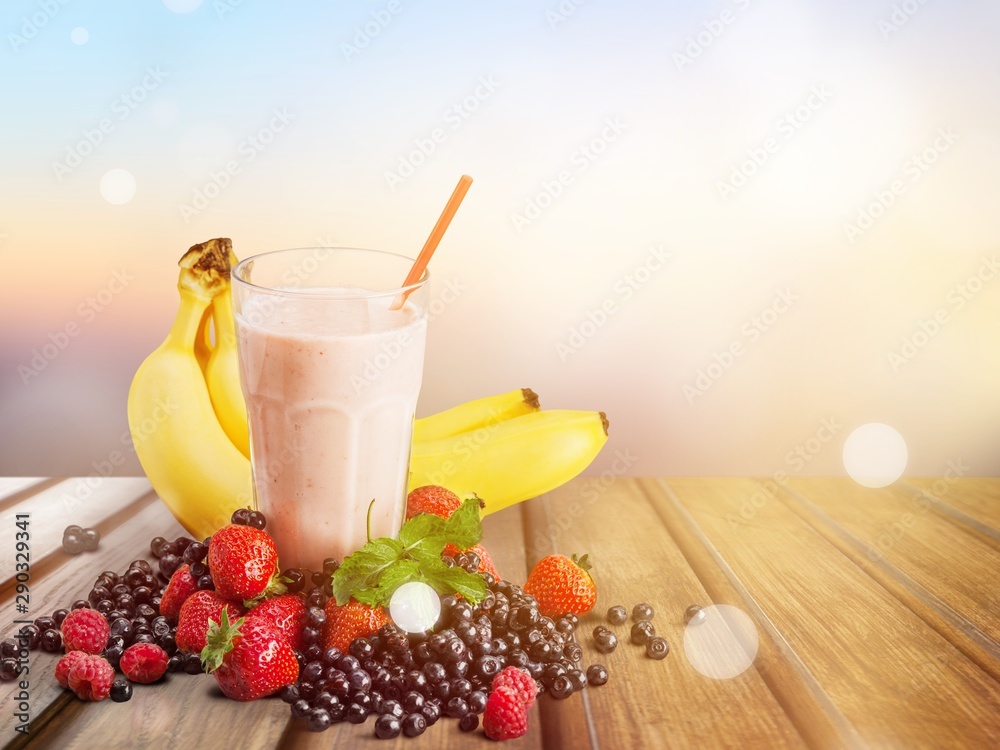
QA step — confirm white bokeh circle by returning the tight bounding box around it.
[842,423,908,488]
[389,582,441,634]
[163,0,203,13]
[71,27,89,45]
[100,169,136,205]
[683,604,759,680]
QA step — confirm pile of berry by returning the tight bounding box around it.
[594,602,671,659]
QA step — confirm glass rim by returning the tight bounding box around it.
[231,246,430,300]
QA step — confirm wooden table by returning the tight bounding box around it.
[1,476,999,749]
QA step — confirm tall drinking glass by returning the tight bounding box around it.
[232,248,429,570]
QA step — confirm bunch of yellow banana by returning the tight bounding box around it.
[128,239,609,540]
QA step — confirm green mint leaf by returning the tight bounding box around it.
[398,513,447,550]
[372,559,422,607]
[332,537,404,605]
[421,557,488,604]
[443,497,483,551]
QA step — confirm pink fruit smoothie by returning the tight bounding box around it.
[235,290,427,570]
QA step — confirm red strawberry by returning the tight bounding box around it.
[160,564,199,619]
[443,542,501,579]
[201,609,299,701]
[61,608,110,654]
[245,594,307,652]
[67,654,114,701]
[120,643,169,684]
[175,590,246,654]
[405,485,462,520]
[207,523,282,602]
[492,666,537,709]
[483,685,529,740]
[54,650,88,688]
[523,553,597,618]
[323,598,389,653]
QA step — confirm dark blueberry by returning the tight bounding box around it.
[380,699,404,719]
[133,633,156,645]
[567,668,587,691]
[550,674,574,699]
[40,629,62,653]
[401,711,426,737]
[421,700,441,725]
[52,609,69,627]
[279,684,300,703]
[18,625,40,650]
[110,678,132,702]
[299,683,317,702]
[432,680,451,701]
[304,643,322,662]
[132,586,152,605]
[374,713,401,739]
[350,638,374,659]
[322,558,340,576]
[631,621,655,645]
[594,630,618,654]
[646,637,669,660]
[351,692,373,711]
[291,699,312,719]
[124,569,145,589]
[306,708,332,732]
[158,554,181,579]
[247,510,267,530]
[556,617,576,634]
[423,661,447,683]
[587,663,609,686]
[457,712,479,732]
[607,605,628,625]
[451,678,472,698]
[167,654,184,673]
[135,603,156,620]
[542,663,567,686]
[71,600,90,610]
[474,655,503,679]
[467,689,488,714]
[283,568,306,593]
[33,616,56,632]
[302,660,324,683]
[182,541,207,563]
[507,649,529,669]
[527,661,544,680]
[231,508,251,526]
[322,647,341,665]
[404,670,427,693]
[337,654,360,673]
[0,659,19,681]
[0,640,19,659]
[563,642,583,662]
[633,602,654,622]
[315,692,339,713]
[345,702,368,724]
[197,575,214,591]
[529,641,553,662]
[448,660,469,679]
[684,604,707,625]
[445,696,469,718]
[348,669,372,692]
[189,562,207,578]
[183,653,203,675]
[302,627,321,645]
[307,607,327,629]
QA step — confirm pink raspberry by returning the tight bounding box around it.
[492,666,538,709]
[483,685,529,741]
[120,643,169,684]
[61,609,110,654]
[54,650,88,688]
[67,654,114,701]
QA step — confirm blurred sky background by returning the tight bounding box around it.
[1,0,998,478]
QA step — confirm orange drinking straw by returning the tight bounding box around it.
[391,174,473,310]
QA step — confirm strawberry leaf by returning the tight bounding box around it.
[443,498,483,551]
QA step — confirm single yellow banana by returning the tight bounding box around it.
[205,286,251,458]
[412,388,540,443]
[408,410,609,515]
[128,239,253,540]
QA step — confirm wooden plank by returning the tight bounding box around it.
[522,478,806,750]
[904,478,1000,540]
[0,478,154,589]
[0,480,47,503]
[1,493,182,747]
[782,477,1000,679]
[637,479,859,749]
[661,478,1000,749]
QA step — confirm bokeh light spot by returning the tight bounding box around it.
[100,169,136,205]
[70,27,89,45]
[843,423,908,488]
[683,604,759,679]
[389,582,440,634]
